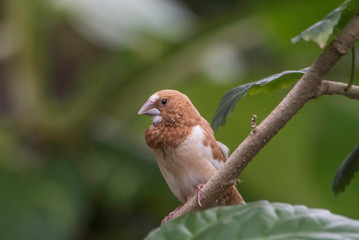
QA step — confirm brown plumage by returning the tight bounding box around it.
[138,89,244,223]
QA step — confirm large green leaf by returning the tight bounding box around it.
[146,201,359,240]
[211,68,308,131]
[291,0,359,48]
[332,144,359,196]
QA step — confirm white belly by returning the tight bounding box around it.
[152,125,220,202]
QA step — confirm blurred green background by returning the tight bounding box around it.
[0,0,358,239]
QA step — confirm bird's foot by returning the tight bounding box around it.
[196,183,205,207]
[161,183,205,225]
[161,203,184,225]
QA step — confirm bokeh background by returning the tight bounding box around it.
[0,0,358,239]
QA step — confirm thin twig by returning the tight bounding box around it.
[317,80,359,99]
[345,46,356,92]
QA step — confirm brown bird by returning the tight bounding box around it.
[138,89,245,224]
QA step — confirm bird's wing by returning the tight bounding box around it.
[216,141,229,160]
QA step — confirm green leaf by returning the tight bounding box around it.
[145,201,359,240]
[211,68,308,131]
[332,144,359,196]
[291,0,359,48]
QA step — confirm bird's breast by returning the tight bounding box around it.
[151,125,220,202]
[144,123,192,149]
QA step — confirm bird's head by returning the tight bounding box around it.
[138,89,201,126]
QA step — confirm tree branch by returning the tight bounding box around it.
[317,80,359,100]
[171,10,359,220]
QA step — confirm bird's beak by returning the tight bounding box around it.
[138,101,160,116]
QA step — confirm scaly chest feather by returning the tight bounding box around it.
[150,125,221,202]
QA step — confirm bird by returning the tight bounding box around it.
[138,89,245,224]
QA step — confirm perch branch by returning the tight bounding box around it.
[170,10,359,220]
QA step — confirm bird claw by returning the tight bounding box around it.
[196,183,205,207]
[161,203,184,225]
[161,183,205,225]
[161,214,173,225]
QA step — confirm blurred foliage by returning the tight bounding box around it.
[0,0,358,239]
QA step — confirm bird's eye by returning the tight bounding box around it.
[161,99,168,105]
